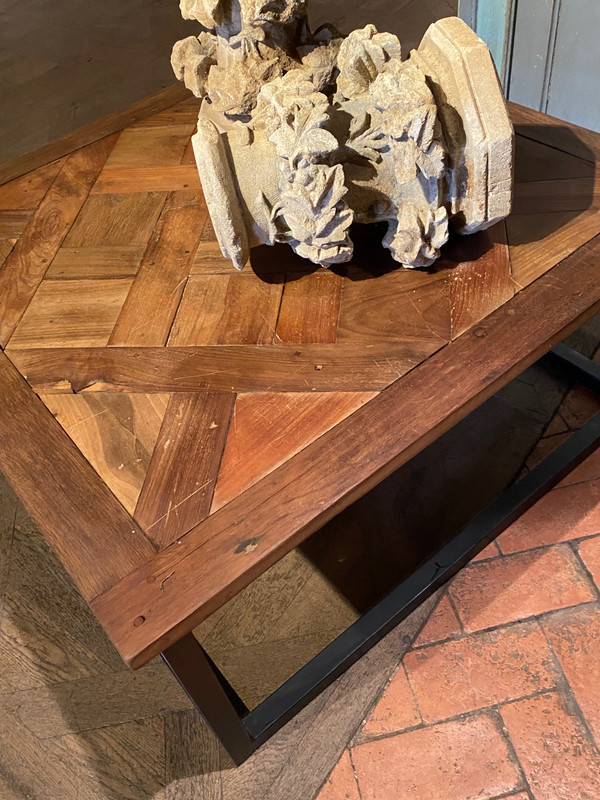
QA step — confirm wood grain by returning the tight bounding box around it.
[514,135,595,184]
[275,272,343,344]
[0,83,190,186]
[7,278,133,349]
[63,191,166,248]
[91,233,600,667]
[105,124,197,169]
[0,210,34,237]
[507,207,600,289]
[135,392,235,550]
[0,137,117,347]
[336,268,450,344]
[211,391,377,511]
[513,177,599,215]
[0,351,155,601]
[0,240,14,269]
[91,165,201,195]
[448,222,514,339]
[40,393,170,515]
[108,191,207,347]
[8,343,431,394]
[0,159,65,210]
[168,274,284,346]
[45,245,146,280]
[508,101,600,163]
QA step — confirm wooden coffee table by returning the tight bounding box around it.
[1,96,600,764]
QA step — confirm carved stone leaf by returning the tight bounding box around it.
[180,0,224,27]
[337,24,403,100]
[292,128,338,167]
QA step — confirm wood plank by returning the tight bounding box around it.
[105,124,196,169]
[508,101,600,163]
[507,207,600,289]
[0,209,35,237]
[7,278,133,349]
[512,177,599,215]
[0,240,15,268]
[7,343,438,394]
[0,159,65,210]
[167,273,284,346]
[91,232,600,667]
[0,351,155,602]
[45,245,146,280]
[190,241,240,275]
[63,191,166,248]
[514,135,595,184]
[130,98,200,129]
[108,191,207,347]
[135,392,235,550]
[40,393,170,515]
[211,392,377,511]
[337,268,450,344]
[0,83,190,187]
[275,273,343,344]
[91,165,201,195]
[447,222,514,339]
[0,137,117,347]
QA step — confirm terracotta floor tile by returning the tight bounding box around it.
[557,447,600,487]
[361,665,421,740]
[497,480,600,554]
[578,534,600,589]
[471,540,502,562]
[414,593,462,647]
[316,750,361,800]
[501,691,600,800]
[351,713,522,800]
[543,604,600,745]
[404,621,559,723]
[559,382,600,430]
[449,546,596,632]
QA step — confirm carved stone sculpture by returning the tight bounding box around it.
[172,3,513,270]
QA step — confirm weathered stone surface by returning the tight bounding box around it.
[172,3,513,270]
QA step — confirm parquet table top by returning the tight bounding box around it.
[1,96,600,669]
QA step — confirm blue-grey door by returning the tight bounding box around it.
[459,0,600,133]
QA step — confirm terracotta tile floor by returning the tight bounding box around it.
[317,423,600,799]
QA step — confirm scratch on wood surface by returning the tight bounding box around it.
[160,571,175,591]
[145,479,213,530]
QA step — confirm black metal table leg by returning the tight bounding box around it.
[161,343,600,765]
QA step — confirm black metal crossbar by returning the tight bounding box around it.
[162,343,600,765]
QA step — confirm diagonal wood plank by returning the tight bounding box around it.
[104,123,197,169]
[90,232,600,667]
[136,392,235,550]
[448,222,514,339]
[7,343,435,394]
[0,351,155,601]
[211,392,378,511]
[40,393,170,515]
[275,272,343,344]
[0,136,118,347]
[109,191,207,347]
[0,159,66,211]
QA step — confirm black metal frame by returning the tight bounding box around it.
[162,342,600,765]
